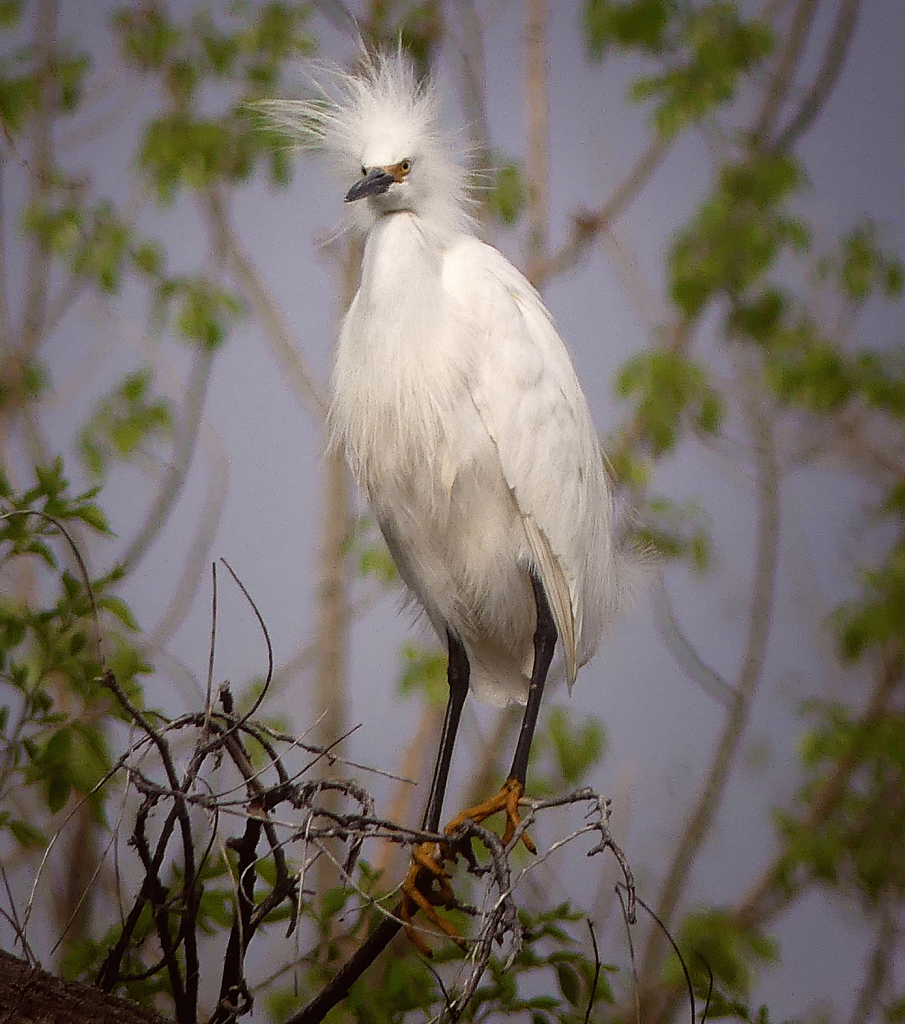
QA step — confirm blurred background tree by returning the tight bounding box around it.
[0,0,902,1021]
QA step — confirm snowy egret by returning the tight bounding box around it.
[270,50,623,948]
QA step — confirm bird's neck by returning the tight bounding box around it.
[361,211,450,287]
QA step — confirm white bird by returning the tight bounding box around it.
[269,49,623,944]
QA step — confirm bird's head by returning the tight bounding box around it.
[262,50,470,234]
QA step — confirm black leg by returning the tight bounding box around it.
[508,572,557,786]
[420,630,470,831]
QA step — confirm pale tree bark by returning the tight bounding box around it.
[524,0,549,283]
[310,237,359,901]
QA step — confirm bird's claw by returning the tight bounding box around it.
[400,841,466,956]
[401,780,536,955]
[444,777,537,854]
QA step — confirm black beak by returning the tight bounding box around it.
[345,168,395,203]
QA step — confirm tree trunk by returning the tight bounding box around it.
[0,950,171,1024]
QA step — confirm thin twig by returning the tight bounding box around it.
[117,346,216,575]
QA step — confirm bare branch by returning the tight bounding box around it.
[651,573,738,708]
[203,186,327,422]
[847,900,897,1024]
[117,346,216,576]
[143,417,229,653]
[732,647,901,931]
[532,135,671,289]
[752,0,820,143]
[450,0,490,159]
[19,0,58,360]
[524,0,550,283]
[0,157,11,350]
[772,0,862,153]
[642,348,781,976]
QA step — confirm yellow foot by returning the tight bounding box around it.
[399,840,466,956]
[444,777,537,854]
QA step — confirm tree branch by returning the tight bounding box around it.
[642,349,781,977]
[20,0,57,360]
[772,0,862,152]
[532,135,671,289]
[752,0,819,144]
[524,0,549,284]
[203,187,327,422]
[847,900,897,1024]
[116,345,216,576]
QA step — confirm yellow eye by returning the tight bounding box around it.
[400,159,412,174]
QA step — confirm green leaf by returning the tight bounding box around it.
[8,819,47,848]
[670,154,805,317]
[632,3,773,137]
[585,0,673,58]
[555,962,581,1006]
[486,160,526,226]
[0,1,22,28]
[78,369,172,477]
[319,886,350,923]
[358,542,398,585]
[98,595,140,631]
[615,350,723,455]
[74,503,110,534]
[0,65,40,133]
[728,289,787,342]
[397,644,447,704]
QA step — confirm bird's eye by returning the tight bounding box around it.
[360,166,367,177]
[400,160,412,174]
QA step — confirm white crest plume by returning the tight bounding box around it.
[261,50,471,235]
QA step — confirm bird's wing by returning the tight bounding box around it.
[443,237,603,687]
[522,514,578,685]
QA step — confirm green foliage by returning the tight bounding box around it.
[837,534,905,661]
[25,719,111,818]
[674,907,777,998]
[116,2,315,199]
[817,220,904,304]
[270,899,615,1023]
[585,0,674,57]
[0,1,22,29]
[616,349,723,454]
[0,462,149,842]
[78,369,173,477]
[486,159,527,227]
[635,495,712,569]
[784,704,905,903]
[585,1,773,135]
[0,458,109,556]
[459,904,616,1022]
[358,0,444,76]
[633,4,773,137]
[349,515,399,586]
[155,274,245,349]
[529,705,606,795]
[22,198,155,294]
[0,33,89,132]
[670,153,807,319]
[397,642,448,704]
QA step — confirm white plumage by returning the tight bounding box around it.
[272,52,622,707]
